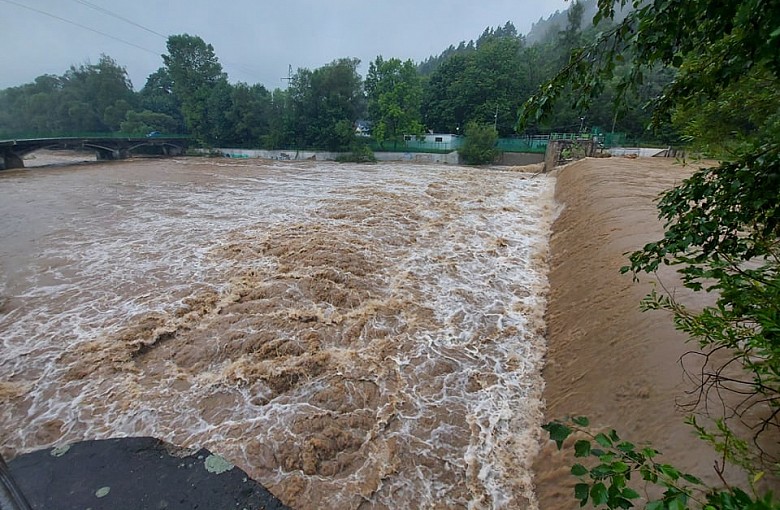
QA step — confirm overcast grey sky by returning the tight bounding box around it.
[0,0,569,91]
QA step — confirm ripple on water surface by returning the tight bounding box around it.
[0,159,555,509]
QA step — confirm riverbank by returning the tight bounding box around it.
[534,157,731,508]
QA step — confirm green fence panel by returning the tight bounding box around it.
[496,137,549,153]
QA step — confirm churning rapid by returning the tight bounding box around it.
[0,158,555,509]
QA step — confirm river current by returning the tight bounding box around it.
[0,157,555,509]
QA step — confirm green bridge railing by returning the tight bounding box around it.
[0,132,191,141]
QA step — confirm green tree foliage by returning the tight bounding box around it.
[225,83,273,148]
[459,122,500,165]
[518,1,675,138]
[421,34,529,136]
[526,0,780,507]
[543,417,780,510]
[261,88,293,149]
[671,67,780,158]
[0,55,136,136]
[420,53,470,134]
[365,56,423,148]
[417,21,519,76]
[162,34,227,143]
[288,58,364,151]
[59,55,136,131]
[138,68,185,133]
[119,110,179,134]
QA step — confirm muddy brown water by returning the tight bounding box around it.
[0,157,555,509]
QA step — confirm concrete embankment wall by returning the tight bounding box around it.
[214,149,342,161]
[373,151,461,164]
[497,152,544,166]
[211,148,538,166]
[212,148,460,165]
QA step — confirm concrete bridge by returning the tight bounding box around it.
[0,134,189,170]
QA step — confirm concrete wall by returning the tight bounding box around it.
[607,147,670,157]
[543,139,598,172]
[496,152,544,166]
[213,149,544,167]
[216,149,341,161]
[374,151,461,164]
[211,148,462,165]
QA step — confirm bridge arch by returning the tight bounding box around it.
[1,135,189,169]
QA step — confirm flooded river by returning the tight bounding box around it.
[0,157,555,509]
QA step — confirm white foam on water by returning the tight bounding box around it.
[0,159,555,509]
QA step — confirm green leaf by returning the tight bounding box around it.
[658,464,681,481]
[622,487,640,500]
[595,433,613,448]
[572,416,590,427]
[646,501,665,510]
[571,463,588,477]
[642,447,659,458]
[575,482,590,504]
[574,440,592,458]
[681,473,703,485]
[640,465,658,483]
[591,483,609,506]
[543,422,572,449]
[612,461,630,473]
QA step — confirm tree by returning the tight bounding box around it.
[203,79,234,146]
[524,0,780,507]
[460,121,500,165]
[0,56,138,136]
[0,76,62,135]
[671,67,780,157]
[262,88,293,149]
[119,110,179,134]
[138,68,185,132]
[421,34,528,136]
[288,58,364,150]
[225,82,272,148]
[162,34,227,143]
[421,53,471,134]
[365,56,423,148]
[59,55,137,131]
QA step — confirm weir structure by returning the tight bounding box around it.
[0,134,189,170]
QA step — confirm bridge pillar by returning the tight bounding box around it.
[163,145,184,156]
[1,151,25,170]
[95,148,130,161]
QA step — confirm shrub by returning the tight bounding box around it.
[460,122,501,165]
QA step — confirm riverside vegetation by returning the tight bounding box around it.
[521,0,780,508]
[1,0,677,161]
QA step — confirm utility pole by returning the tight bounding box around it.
[280,65,292,87]
[494,104,499,131]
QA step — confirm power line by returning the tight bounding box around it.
[5,0,265,83]
[71,0,262,81]
[0,0,159,56]
[70,0,167,39]
[69,0,264,81]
